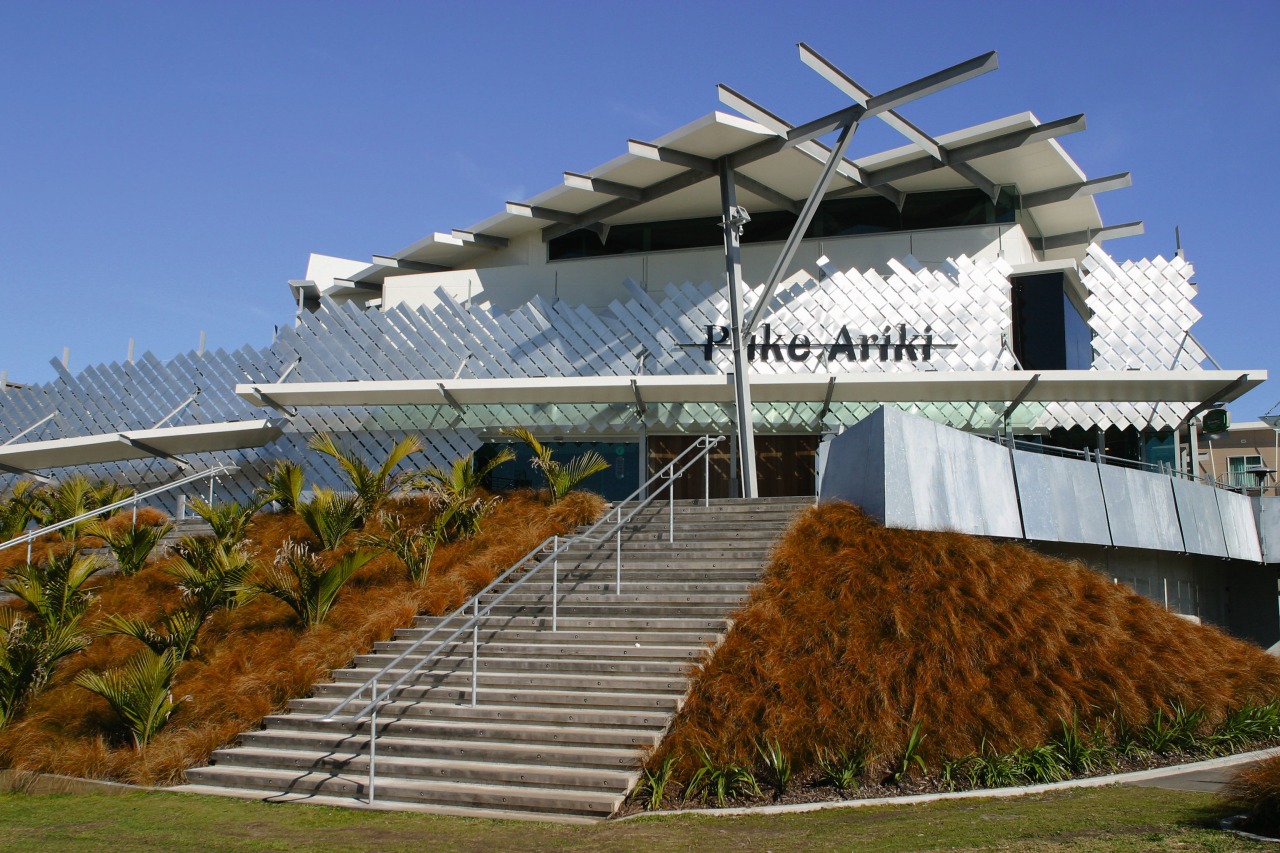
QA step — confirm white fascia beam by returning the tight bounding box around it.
[1035,220,1144,252]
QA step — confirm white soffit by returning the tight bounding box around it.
[393,105,1106,267]
[236,371,1265,410]
[0,420,284,471]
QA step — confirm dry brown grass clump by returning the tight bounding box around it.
[0,507,170,577]
[0,489,604,785]
[1225,756,1280,836]
[656,502,1280,777]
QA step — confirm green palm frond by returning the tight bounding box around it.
[309,433,423,519]
[0,481,38,542]
[166,537,253,623]
[188,498,260,545]
[84,518,172,576]
[98,610,201,661]
[499,429,609,503]
[358,509,454,584]
[0,608,89,727]
[1,551,104,629]
[256,459,306,513]
[74,649,181,748]
[298,488,362,550]
[247,541,373,627]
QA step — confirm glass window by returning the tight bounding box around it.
[476,440,639,502]
[1227,454,1264,488]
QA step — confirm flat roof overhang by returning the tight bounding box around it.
[0,419,284,473]
[235,371,1265,410]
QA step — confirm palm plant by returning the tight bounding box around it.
[165,537,254,623]
[188,498,260,546]
[308,433,423,520]
[418,448,514,538]
[1,550,104,630]
[0,609,90,726]
[84,517,173,577]
[0,481,37,542]
[26,476,95,539]
[99,610,202,661]
[74,649,181,748]
[256,459,305,513]
[298,489,363,551]
[247,541,374,627]
[358,509,455,585]
[498,429,609,504]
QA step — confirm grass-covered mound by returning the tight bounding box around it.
[0,490,601,786]
[649,502,1280,804]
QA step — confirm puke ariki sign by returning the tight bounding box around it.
[702,323,954,363]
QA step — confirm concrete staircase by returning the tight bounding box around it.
[181,496,809,821]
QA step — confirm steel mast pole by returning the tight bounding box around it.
[719,162,758,498]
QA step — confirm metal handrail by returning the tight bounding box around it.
[323,435,725,725]
[320,435,726,802]
[983,434,1241,492]
[0,463,238,560]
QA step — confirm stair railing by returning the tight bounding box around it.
[0,463,238,562]
[320,435,726,803]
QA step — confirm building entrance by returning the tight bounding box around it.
[646,435,819,499]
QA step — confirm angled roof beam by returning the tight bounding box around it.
[563,171,645,201]
[370,257,448,273]
[450,230,509,250]
[1180,375,1253,426]
[505,202,585,226]
[545,54,995,245]
[1003,373,1042,420]
[1034,220,1144,252]
[1020,173,1133,209]
[0,462,51,484]
[118,435,189,471]
[863,114,1087,188]
[732,172,801,214]
[799,42,1002,201]
[541,166,713,242]
[626,140,718,173]
[718,84,903,209]
[746,120,859,338]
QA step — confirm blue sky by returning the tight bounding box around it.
[2,1,1279,417]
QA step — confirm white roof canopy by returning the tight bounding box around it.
[0,419,283,474]
[236,372,1264,411]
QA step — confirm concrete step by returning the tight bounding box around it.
[283,700,676,731]
[233,730,642,771]
[309,683,683,711]
[409,616,729,631]
[341,654,698,680]
[257,714,662,749]
[182,765,624,818]
[388,628,720,646]
[204,745,636,792]
[319,668,690,696]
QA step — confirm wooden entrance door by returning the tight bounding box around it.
[646,435,819,499]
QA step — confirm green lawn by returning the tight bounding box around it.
[0,785,1267,852]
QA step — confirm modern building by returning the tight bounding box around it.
[0,47,1274,635]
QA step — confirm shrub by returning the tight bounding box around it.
[298,489,362,551]
[754,736,792,799]
[418,449,513,538]
[359,511,451,585]
[687,745,760,807]
[165,537,253,624]
[815,746,866,792]
[308,433,422,520]
[188,498,260,546]
[1225,755,1280,837]
[256,460,305,513]
[85,517,172,577]
[74,649,181,748]
[0,610,89,726]
[247,541,374,628]
[499,429,608,504]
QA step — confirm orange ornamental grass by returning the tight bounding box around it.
[1226,755,1280,836]
[654,502,1280,778]
[0,489,603,785]
[0,507,171,577]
